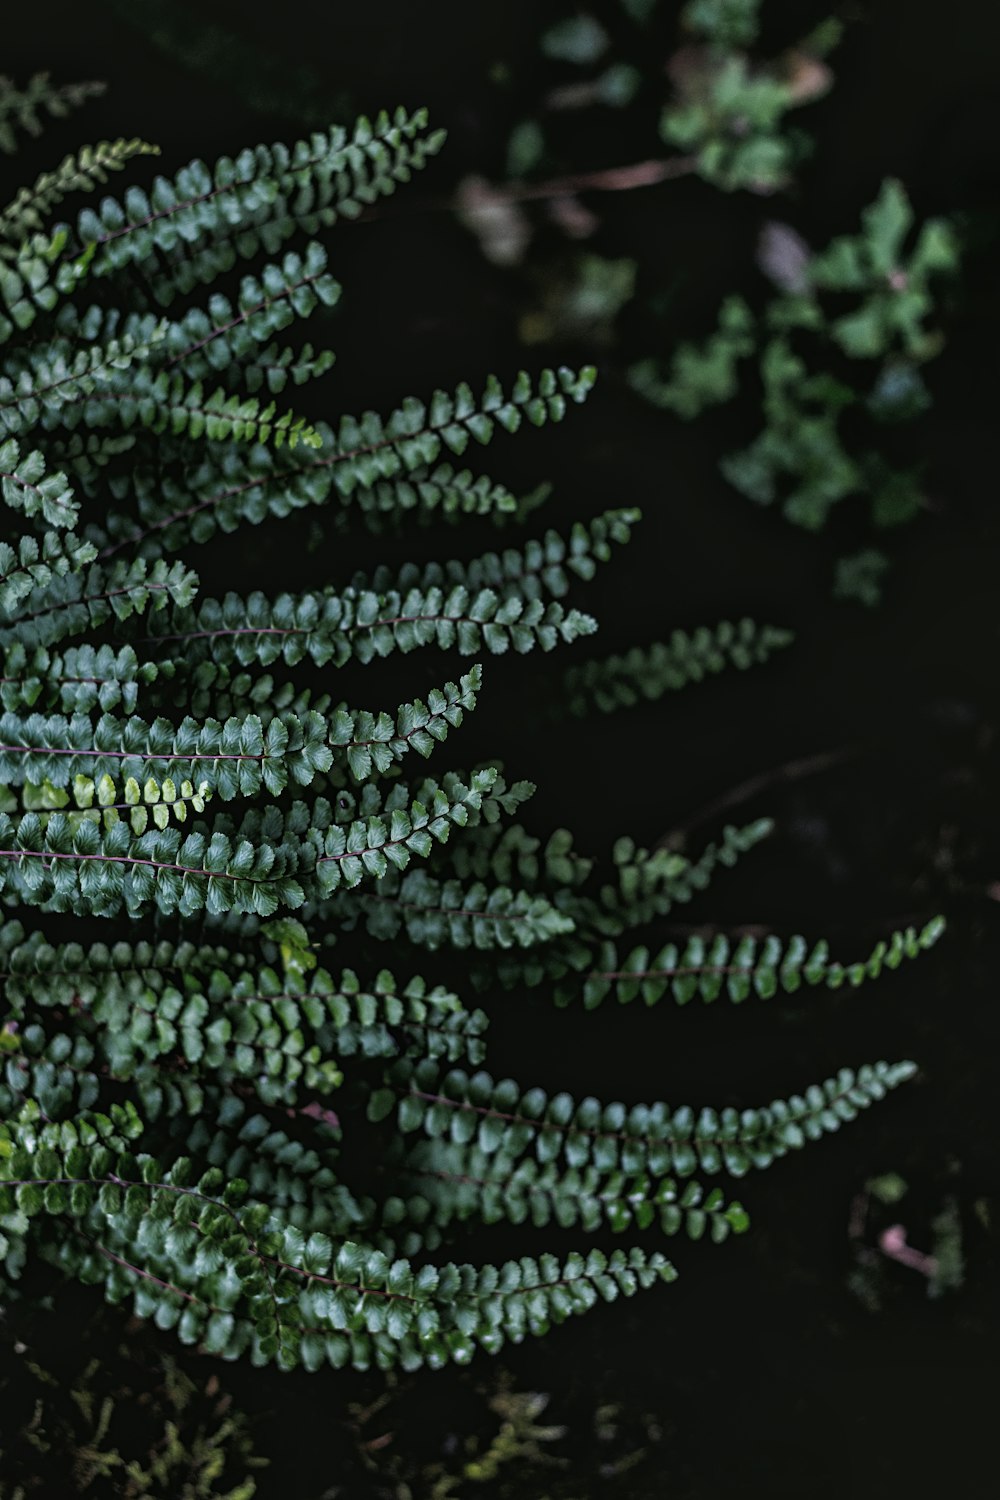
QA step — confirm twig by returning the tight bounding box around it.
[472,156,697,205]
[659,745,859,845]
[879,1224,938,1278]
[360,156,697,223]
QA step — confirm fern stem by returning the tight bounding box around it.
[82,137,338,252]
[0,740,272,763]
[404,1080,871,1155]
[86,1233,210,1309]
[362,891,541,925]
[470,156,697,205]
[102,391,530,558]
[662,746,857,841]
[587,959,844,981]
[165,266,332,369]
[5,580,174,627]
[0,846,278,885]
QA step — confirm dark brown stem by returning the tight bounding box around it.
[364,156,699,223]
[660,745,859,844]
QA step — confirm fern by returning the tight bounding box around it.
[577,918,945,1009]
[0,528,96,613]
[0,767,211,834]
[561,618,793,715]
[0,325,167,440]
[0,555,197,652]
[381,1059,917,1179]
[0,93,943,1378]
[392,1138,750,1242]
[73,109,446,299]
[137,512,623,671]
[0,439,79,528]
[0,74,105,155]
[89,366,595,558]
[328,667,482,780]
[0,642,155,714]
[323,867,575,952]
[0,139,161,242]
[0,1106,680,1371]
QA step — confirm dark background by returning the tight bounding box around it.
[2,2,999,1495]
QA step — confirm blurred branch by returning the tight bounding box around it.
[362,156,697,226]
[479,156,697,204]
[660,744,859,844]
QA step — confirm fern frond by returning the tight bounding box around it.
[580,819,773,938]
[232,341,337,397]
[0,768,513,916]
[4,945,486,1114]
[0,671,478,801]
[152,660,331,724]
[37,428,137,491]
[315,768,499,894]
[448,821,594,889]
[0,529,95,613]
[94,366,595,557]
[142,535,607,670]
[0,556,197,652]
[320,366,597,497]
[324,867,575,951]
[0,809,306,918]
[84,368,323,449]
[562,619,794,715]
[164,1098,347,1208]
[11,315,322,450]
[0,74,104,155]
[2,1142,676,1368]
[577,917,946,1008]
[321,767,535,840]
[97,451,524,560]
[0,227,73,341]
[329,667,482,781]
[1,1099,681,1370]
[0,642,154,714]
[468,821,770,993]
[71,107,446,300]
[386,1058,917,1178]
[0,438,78,529]
[0,326,168,441]
[156,240,341,377]
[393,1139,749,1242]
[0,706,331,799]
[362,504,635,601]
[0,140,161,242]
[0,767,211,834]
[0,915,238,978]
[342,467,523,533]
